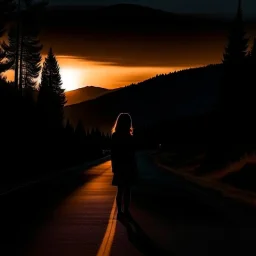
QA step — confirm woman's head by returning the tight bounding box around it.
[112,113,133,135]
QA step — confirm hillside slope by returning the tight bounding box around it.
[65,86,110,105]
[65,64,223,132]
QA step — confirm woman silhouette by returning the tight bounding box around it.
[111,113,137,220]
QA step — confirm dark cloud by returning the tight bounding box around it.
[40,32,227,67]
[38,2,256,67]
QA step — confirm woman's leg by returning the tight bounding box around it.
[123,187,131,214]
[116,186,124,213]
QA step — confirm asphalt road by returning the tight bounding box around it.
[1,152,256,256]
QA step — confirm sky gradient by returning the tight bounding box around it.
[5,0,256,91]
[50,0,256,18]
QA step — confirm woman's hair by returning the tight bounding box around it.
[112,113,133,135]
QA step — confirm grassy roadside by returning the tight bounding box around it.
[0,155,110,196]
[153,150,256,208]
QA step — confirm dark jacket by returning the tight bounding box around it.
[111,132,137,186]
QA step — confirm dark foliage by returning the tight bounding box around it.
[37,48,66,132]
[192,0,256,174]
[0,76,110,180]
[0,1,109,180]
[221,164,256,192]
[0,0,15,37]
[1,0,256,183]
[1,26,17,70]
[22,37,42,91]
[0,0,47,89]
[65,64,222,132]
[222,0,248,66]
[0,0,16,73]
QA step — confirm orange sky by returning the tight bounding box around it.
[4,56,195,91]
[4,34,225,91]
[53,56,195,90]
[3,22,256,91]
[3,5,256,91]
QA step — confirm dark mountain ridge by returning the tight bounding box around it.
[65,86,111,106]
[65,64,223,132]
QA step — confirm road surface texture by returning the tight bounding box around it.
[1,152,256,256]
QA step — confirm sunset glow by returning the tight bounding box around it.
[60,67,83,91]
[4,55,195,91]
[56,56,193,91]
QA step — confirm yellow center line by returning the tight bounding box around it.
[96,198,117,256]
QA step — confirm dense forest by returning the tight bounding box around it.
[67,0,256,173]
[1,0,256,180]
[0,0,110,180]
[65,64,222,131]
[138,1,256,172]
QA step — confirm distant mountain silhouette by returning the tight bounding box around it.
[45,4,230,22]
[45,4,256,23]
[43,3,232,32]
[65,64,223,132]
[93,4,170,17]
[48,5,104,11]
[33,86,113,106]
[65,86,111,106]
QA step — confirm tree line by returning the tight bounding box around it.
[142,0,256,172]
[1,0,253,179]
[0,0,110,180]
[202,0,256,171]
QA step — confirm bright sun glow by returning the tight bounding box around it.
[60,67,82,91]
[4,56,193,91]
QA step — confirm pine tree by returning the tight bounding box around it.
[1,26,18,71]
[74,120,86,161]
[1,0,47,90]
[1,24,43,91]
[89,127,102,158]
[0,27,43,90]
[75,120,85,143]
[210,0,250,161]
[0,0,16,73]
[22,36,42,91]
[0,47,13,73]
[64,120,75,165]
[248,38,256,62]
[202,0,248,168]
[240,37,256,143]
[65,120,74,148]
[21,1,46,91]
[222,0,248,66]
[220,0,249,114]
[65,120,74,137]
[37,48,66,132]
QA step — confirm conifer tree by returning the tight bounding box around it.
[0,0,16,73]
[220,0,248,114]
[1,0,47,89]
[37,48,66,131]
